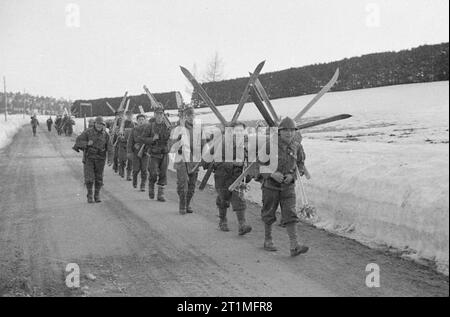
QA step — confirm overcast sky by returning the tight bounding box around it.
[0,0,448,101]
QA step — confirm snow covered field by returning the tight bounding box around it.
[0,115,33,149]
[75,81,449,275]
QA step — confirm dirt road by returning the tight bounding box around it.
[0,125,448,297]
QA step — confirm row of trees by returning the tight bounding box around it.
[0,92,72,115]
[192,43,449,106]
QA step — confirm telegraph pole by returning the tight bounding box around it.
[3,76,7,121]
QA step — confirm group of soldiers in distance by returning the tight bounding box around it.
[74,104,309,257]
[29,113,75,137]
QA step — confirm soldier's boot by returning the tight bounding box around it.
[86,182,94,204]
[186,192,194,213]
[140,175,146,192]
[132,172,138,189]
[263,224,277,252]
[148,182,155,199]
[218,208,229,232]
[157,185,166,202]
[178,194,187,215]
[118,165,123,177]
[286,223,309,257]
[94,184,102,203]
[126,170,132,181]
[236,210,252,236]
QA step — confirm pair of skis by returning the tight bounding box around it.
[180,62,349,192]
[180,61,266,190]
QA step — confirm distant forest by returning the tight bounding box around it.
[192,42,449,107]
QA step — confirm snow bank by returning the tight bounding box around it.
[0,115,31,149]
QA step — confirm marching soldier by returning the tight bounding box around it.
[138,108,171,201]
[173,106,202,214]
[46,116,53,132]
[55,115,63,135]
[123,110,135,180]
[213,122,252,235]
[259,117,309,256]
[65,116,75,137]
[30,115,39,136]
[111,111,123,174]
[127,114,149,191]
[74,116,113,203]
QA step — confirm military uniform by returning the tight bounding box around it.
[260,117,309,256]
[174,112,202,214]
[75,117,113,203]
[213,127,252,235]
[137,114,171,201]
[112,118,134,178]
[30,116,39,136]
[127,122,149,191]
[65,117,75,136]
[55,116,63,135]
[46,117,53,132]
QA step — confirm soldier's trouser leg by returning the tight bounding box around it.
[277,186,306,254]
[176,164,189,214]
[157,154,169,186]
[148,157,159,199]
[119,159,126,177]
[84,160,95,203]
[216,189,231,231]
[140,156,149,191]
[185,171,198,213]
[32,126,36,136]
[156,155,169,202]
[113,150,119,173]
[132,154,140,188]
[93,159,106,202]
[261,188,281,250]
[231,192,251,235]
[126,159,133,180]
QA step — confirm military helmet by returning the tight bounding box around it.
[94,116,106,126]
[278,117,297,130]
[154,107,164,114]
[229,121,246,128]
[183,106,195,116]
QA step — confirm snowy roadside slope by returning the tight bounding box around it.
[0,115,33,149]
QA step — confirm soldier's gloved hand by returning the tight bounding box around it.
[284,174,295,184]
[153,134,159,141]
[270,171,284,183]
[87,140,94,146]
[134,144,141,151]
[107,159,113,166]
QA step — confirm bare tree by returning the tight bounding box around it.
[203,52,225,82]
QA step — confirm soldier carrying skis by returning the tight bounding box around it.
[213,121,252,235]
[114,110,135,180]
[259,117,309,256]
[74,116,113,203]
[173,106,203,214]
[137,107,171,201]
[127,113,149,191]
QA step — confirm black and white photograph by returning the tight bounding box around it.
[0,0,448,300]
